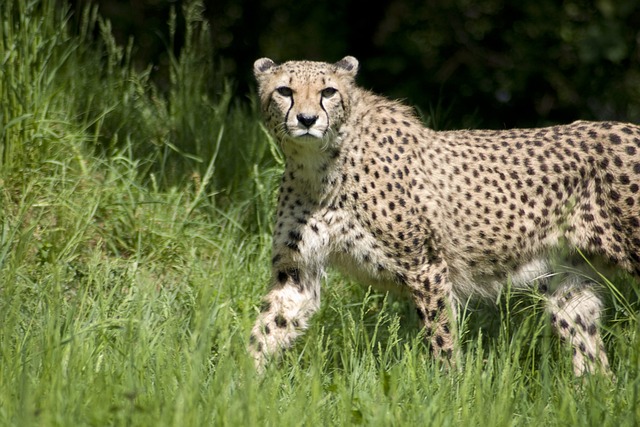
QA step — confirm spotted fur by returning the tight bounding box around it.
[249,56,640,374]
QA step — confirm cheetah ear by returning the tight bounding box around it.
[254,58,278,77]
[334,56,359,77]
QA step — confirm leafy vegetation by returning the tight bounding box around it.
[1,1,639,425]
[83,0,640,129]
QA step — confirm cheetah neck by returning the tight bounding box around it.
[279,139,345,201]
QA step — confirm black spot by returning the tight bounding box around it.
[275,314,287,328]
[435,335,445,347]
[277,271,288,283]
[610,190,620,201]
[575,315,586,331]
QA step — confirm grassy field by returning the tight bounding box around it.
[1,1,639,425]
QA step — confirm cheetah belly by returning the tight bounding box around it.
[449,257,552,301]
[327,222,411,296]
[450,252,617,302]
[329,250,410,296]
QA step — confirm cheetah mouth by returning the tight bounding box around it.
[289,128,325,139]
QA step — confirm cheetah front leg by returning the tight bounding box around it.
[249,266,321,371]
[410,261,459,366]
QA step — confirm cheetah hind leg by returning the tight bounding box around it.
[547,276,610,376]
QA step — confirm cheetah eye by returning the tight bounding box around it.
[321,87,337,98]
[276,87,293,97]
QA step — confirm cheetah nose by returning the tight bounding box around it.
[296,114,318,128]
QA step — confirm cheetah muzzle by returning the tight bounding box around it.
[249,55,640,376]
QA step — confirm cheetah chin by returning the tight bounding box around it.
[250,55,640,376]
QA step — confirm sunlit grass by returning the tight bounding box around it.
[1,1,639,426]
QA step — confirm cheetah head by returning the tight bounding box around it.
[253,56,359,142]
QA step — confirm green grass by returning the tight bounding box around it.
[1,1,640,425]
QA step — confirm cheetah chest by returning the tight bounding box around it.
[280,204,404,292]
[330,230,404,293]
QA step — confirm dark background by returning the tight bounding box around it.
[69,0,640,129]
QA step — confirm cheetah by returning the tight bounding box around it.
[249,55,640,375]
